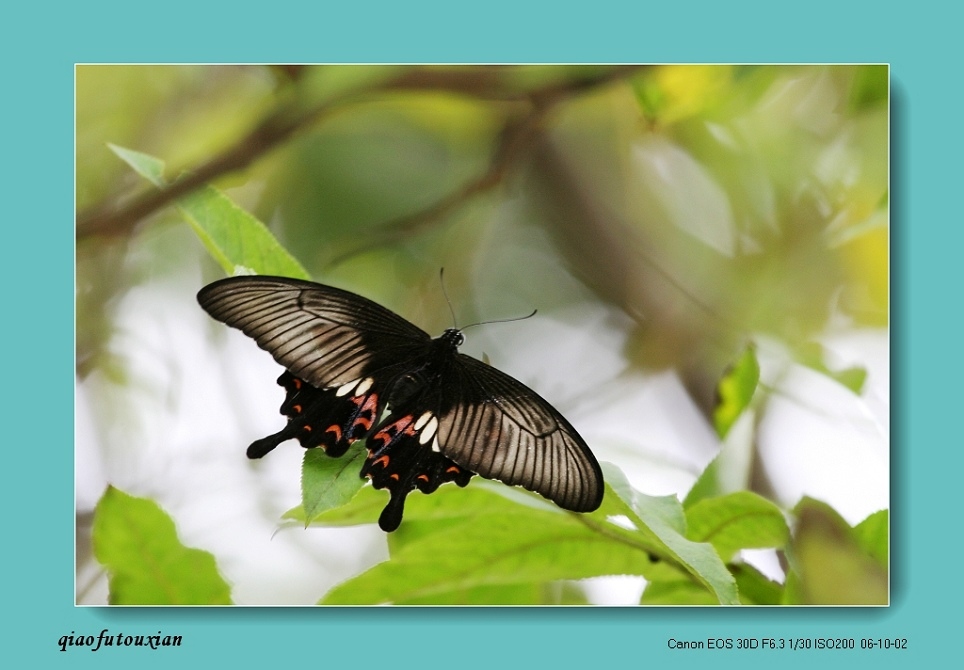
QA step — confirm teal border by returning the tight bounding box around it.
[10,0,948,666]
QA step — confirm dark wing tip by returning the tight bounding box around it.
[539,446,604,514]
[565,475,605,513]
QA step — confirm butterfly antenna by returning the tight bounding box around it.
[439,269,537,331]
[461,309,538,332]
[439,268,459,329]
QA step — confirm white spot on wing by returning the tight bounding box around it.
[335,379,359,397]
[354,377,374,396]
[414,411,433,430]
[419,416,438,445]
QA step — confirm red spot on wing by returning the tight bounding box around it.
[350,394,379,431]
[371,415,419,448]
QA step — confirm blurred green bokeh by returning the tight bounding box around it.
[77,64,887,397]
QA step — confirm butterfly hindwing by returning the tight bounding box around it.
[246,371,472,531]
[246,371,385,459]
[198,275,604,531]
[362,410,473,531]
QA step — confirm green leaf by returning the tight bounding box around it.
[685,491,789,562]
[302,476,559,531]
[301,443,368,523]
[683,454,726,509]
[284,482,384,527]
[108,143,168,188]
[853,509,888,568]
[784,497,887,605]
[110,144,310,279]
[640,563,783,605]
[684,454,725,507]
[600,464,739,605]
[684,417,755,508]
[92,486,232,605]
[731,562,784,605]
[306,463,738,604]
[713,344,760,438]
[641,579,720,605]
[320,496,652,605]
[396,581,588,605]
[178,186,310,278]
[315,476,679,604]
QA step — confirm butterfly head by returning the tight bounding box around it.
[438,328,465,350]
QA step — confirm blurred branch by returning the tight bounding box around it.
[326,100,543,266]
[327,65,653,265]
[76,65,651,243]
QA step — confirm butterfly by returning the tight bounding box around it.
[197,275,603,531]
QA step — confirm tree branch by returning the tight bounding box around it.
[76,65,651,243]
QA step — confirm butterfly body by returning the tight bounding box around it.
[198,276,603,531]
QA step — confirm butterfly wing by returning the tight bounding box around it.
[197,275,431,389]
[245,370,475,531]
[360,410,474,532]
[199,276,476,531]
[432,354,604,513]
[198,275,604,529]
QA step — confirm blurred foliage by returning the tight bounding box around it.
[78,65,888,372]
[77,64,888,605]
[784,498,888,605]
[713,343,760,438]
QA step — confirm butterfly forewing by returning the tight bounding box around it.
[197,275,604,531]
[435,354,603,512]
[198,276,431,389]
